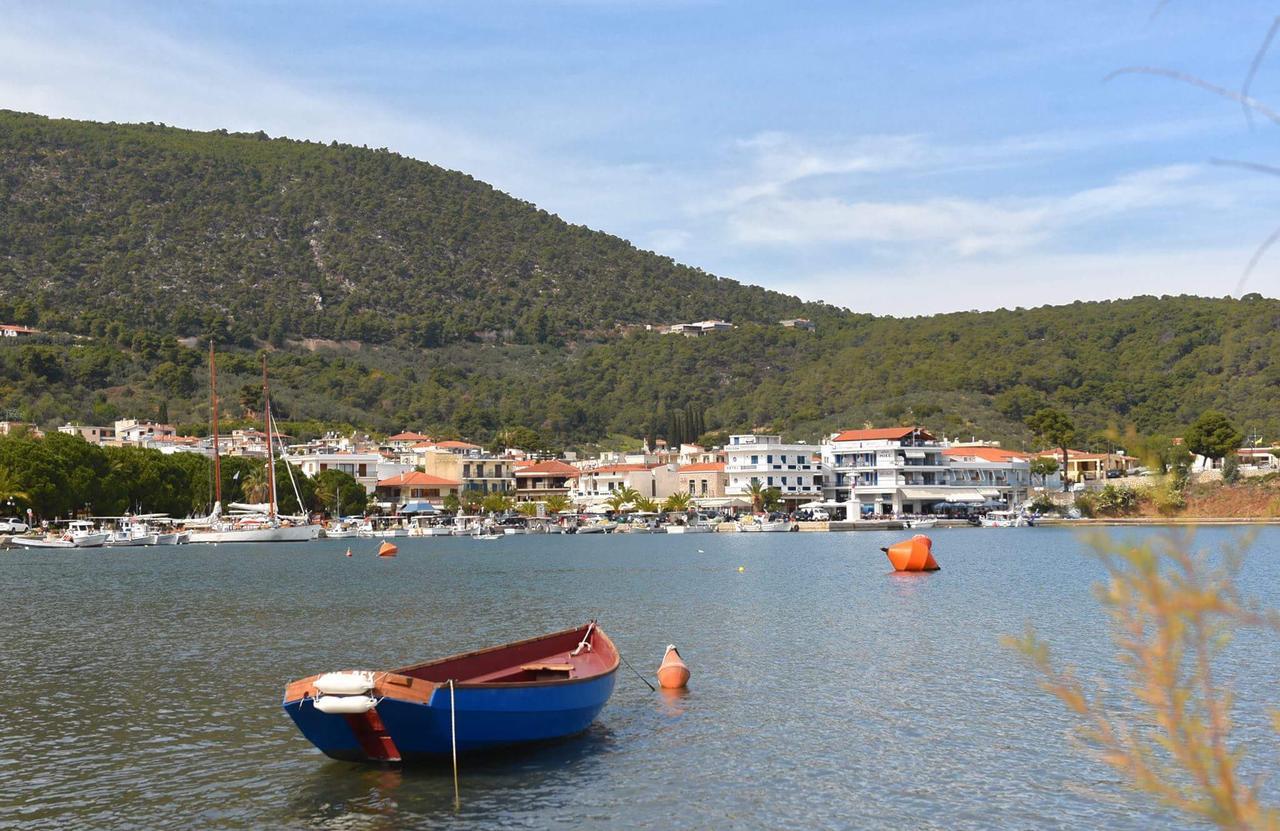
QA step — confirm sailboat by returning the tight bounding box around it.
[186,349,318,544]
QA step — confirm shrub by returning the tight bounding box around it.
[1074,492,1097,518]
[1221,452,1241,485]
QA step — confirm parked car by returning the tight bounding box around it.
[0,517,29,533]
[1105,469,1123,479]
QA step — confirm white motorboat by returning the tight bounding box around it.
[153,532,182,545]
[666,521,714,534]
[903,517,938,529]
[473,533,503,541]
[323,526,359,539]
[67,520,109,547]
[735,517,792,533]
[979,510,1031,528]
[11,534,76,549]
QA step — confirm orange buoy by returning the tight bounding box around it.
[656,644,690,689]
[377,541,398,558]
[881,534,939,572]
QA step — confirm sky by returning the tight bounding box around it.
[2,0,1279,315]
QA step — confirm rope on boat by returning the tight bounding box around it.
[570,621,596,656]
[619,650,656,692]
[449,679,460,810]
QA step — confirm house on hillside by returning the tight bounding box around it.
[512,460,580,503]
[1036,449,1139,483]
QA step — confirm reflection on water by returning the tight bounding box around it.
[2,528,1277,829]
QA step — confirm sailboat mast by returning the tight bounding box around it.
[210,341,222,507]
[262,355,277,519]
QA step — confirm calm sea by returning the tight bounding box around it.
[2,527,1278,829]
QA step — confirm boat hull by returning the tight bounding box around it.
[665,524,712,534]
[283,671,616,761]
[187,525,319,544]
[11,537,75,549]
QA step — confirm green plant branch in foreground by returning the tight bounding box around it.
[1006,532,1280,829]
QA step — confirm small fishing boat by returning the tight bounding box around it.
[11,534,76,549]
[903,517,937,529]
[979,510,1031,528]
[283,622,619,762]
[735,516,792,533]
[474,533,503,541]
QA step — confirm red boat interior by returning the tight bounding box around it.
[395,624,619,685]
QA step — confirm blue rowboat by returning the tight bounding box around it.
[282,622,619,762]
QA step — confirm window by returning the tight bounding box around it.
[767,455,773,464]
[767,477,774,486]
[781,476,788,485]
[358,464,367,477]
[751,455,758,465]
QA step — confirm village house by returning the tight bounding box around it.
[113,419,176,446]
[417,446,515,496]
[676,461,728,500]
[0,324,39,338]
[286,450,409,494]
[570,463,681,505]
[1037,449,1140,483]
[823,427,957,516]
[0,421,44,438]
[724,433,826,511]
[58,423,116,444]
[942,446,1032,508]
[512,460,580,503]
[373,471,461,512]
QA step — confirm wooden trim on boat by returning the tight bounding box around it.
[390,624,587,675]
[283,672,439,705]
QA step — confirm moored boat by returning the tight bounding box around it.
[282,622,619,762]
[979,510,1031,528]
[735,516,792,533]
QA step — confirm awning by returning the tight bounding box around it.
[903,449,927,459]
[978,489,1003,498]
[400,500,437,514]
[695,496,753,508]
[900,487,954,501]
[945,490,986,504]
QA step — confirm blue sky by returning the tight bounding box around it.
[2,1,1279,314]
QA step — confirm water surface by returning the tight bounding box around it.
[2,527,1278,829]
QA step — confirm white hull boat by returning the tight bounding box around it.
[665,523,713,534]
[735,520,792,533]
[105,533,158,547]
[12,536,76,549]
[187,524,319,544]
[904,518,937,529]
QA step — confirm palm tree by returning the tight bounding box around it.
[544,493,571,515]
[240,466,269,503]
[516,501,538,517]
[762,486,783,513]
[662,491,692,513]
[481,492,512,515]
[606,486,640,514]
[745,478,767,513]
[0,466,30,508]
[632,496,659,513]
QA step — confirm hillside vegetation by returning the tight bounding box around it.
[0,111,1277,449]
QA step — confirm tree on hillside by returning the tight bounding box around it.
[1030,456,1059,488]
[1183,411,1243,465]
[1026,408,1076,492]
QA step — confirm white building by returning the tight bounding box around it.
[58,423,115,444]
[571,463,682,505]
[723,434,825,510]
[287,451,412,495]
[113,419,177,446]
[942,446,1031,508]
[823,427,1033,516]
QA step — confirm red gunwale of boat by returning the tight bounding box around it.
[283,623,619,704]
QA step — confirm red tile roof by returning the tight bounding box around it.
[375,472,460,488]
[943,447,1029,462]
[585,464,652,474]
[386,431,433,442]
[678,461,727,472]
[436,440,481,449]
[513,460,581,477]
[832,427,935,442]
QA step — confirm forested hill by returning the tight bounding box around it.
[0,111,1277,450]
[0,110,826,345]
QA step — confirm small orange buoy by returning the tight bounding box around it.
[656,644,690,689]
[377,541,398,557]
[881,534,939,572]
[345,547,352,557]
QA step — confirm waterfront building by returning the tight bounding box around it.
[373,471,461,512]
[417,447,515,496]
[571,463,681,505]
[822,427,959,516]
[1038,449,1140,482]
[942,446,1031,507]
[58,423,115,444]
[287,451,393,494]
[676,461,728,500]
[724,434,825,510]
[513,459,580,503]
